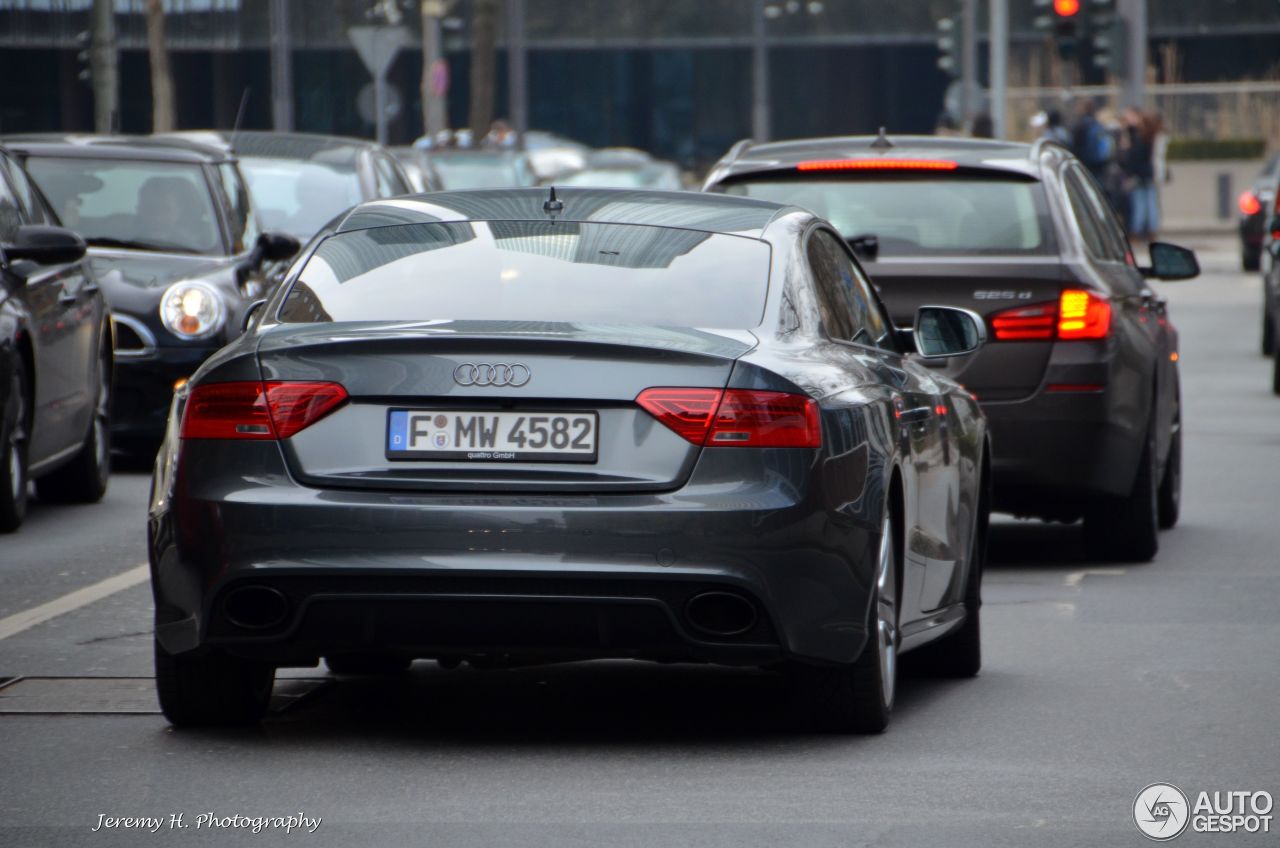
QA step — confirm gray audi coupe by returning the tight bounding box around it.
[148,188,991,733]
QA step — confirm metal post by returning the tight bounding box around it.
[421,0,448,136]
[507,0,528,137]
[374,66,388,145]
[989,0,1008,138]
[1119,0,1146,108]
[89,0,118,133]
[751,0,770,141]
[960,0,977,127]
[269,0,294,131]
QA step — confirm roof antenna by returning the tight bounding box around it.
[543,185,564,215]
[231,86,251,150]
[870,127,893,150]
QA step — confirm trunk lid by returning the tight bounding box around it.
[865,256,1066,401]
[255,320,755,492]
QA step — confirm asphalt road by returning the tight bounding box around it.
[1,236,1277,847]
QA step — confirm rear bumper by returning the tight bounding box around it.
[149,442,879,667]
[982,386,1143,518]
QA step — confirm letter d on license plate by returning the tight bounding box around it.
[386,409,598,462]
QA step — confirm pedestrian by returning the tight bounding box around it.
[1031,109,1071,146]
[1119,108,1159,242]
[1070,98,1112,184]
[969,112,994,139]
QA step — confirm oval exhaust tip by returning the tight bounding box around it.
[223,585,290,630]
[685,591,757,637]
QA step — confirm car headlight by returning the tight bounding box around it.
[159,280,226,340]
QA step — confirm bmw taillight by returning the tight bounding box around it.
[180,381,348,440]
[636,388,821,448]
[989,289,1111,342]
[1238,191,1261,216]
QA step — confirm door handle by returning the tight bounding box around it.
[898,406,934,424]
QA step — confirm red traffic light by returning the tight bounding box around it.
[1054,0,1080,15]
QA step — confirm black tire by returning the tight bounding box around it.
[906,464,988,678]
[788,511,898,734]
[1084,421,1159,562]
[1244,247,1261,273]
[324,654,412,675]
[154,638,274,727]
[1263,311,1275,357]
[34,346,110,504]
[0,356,31,533]
[1157,416,1181,529]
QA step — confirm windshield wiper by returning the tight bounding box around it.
[846,233,879,262]
[87,237,200,255]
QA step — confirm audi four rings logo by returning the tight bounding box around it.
[453,363,532,387]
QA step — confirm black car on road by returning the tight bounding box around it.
[1240,153,1280,273]
[0,147,112,531]
[706,135,1199,562]
[149,188,990,733]
[7,135,298,450]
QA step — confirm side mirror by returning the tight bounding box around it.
[1143,242,1199,281]
[242,299,268,332]
[910,305,987,359]
[2,225,86,267]
[256,231,301,265]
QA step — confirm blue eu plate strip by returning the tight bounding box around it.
[387,410,408,452]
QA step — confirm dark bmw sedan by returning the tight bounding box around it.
[149,188,991,732]
[706,135,1199,562]
[8,136,298,449]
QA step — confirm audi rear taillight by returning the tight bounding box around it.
[181,381,348,440]
[989,289,1111,342]
[636,388,821,448]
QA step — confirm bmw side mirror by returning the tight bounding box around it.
[910,306,987,359]
[1,225,86,268]
[1143,242,1199,281]
[256,231,301,265]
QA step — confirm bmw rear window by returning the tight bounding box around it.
[722,175,1054,257]
[278,221,771,329]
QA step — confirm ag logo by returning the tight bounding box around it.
[1134,783,1190,841]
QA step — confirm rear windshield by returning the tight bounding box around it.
[722,176,1053,257]
[279,221,770,329]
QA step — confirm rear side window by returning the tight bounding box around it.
[724,176,1053,257]
[280,221,771,329]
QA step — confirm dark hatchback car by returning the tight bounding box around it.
[1,147,112,531]
[706,135,1199,562]
[166,131,414,242]
[150,188,991,732]
[1240,153,1280,273]
[7,135,298,449]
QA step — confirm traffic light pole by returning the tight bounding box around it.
[1118,0,1146,108]
[989,0,1008,138]
[960,0,977,126]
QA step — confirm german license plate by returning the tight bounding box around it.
[386,410,598,462]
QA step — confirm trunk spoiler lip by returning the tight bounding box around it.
[252,321,761,362]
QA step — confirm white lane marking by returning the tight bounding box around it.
[0,563,148,641]
[1063,567,1126,588]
